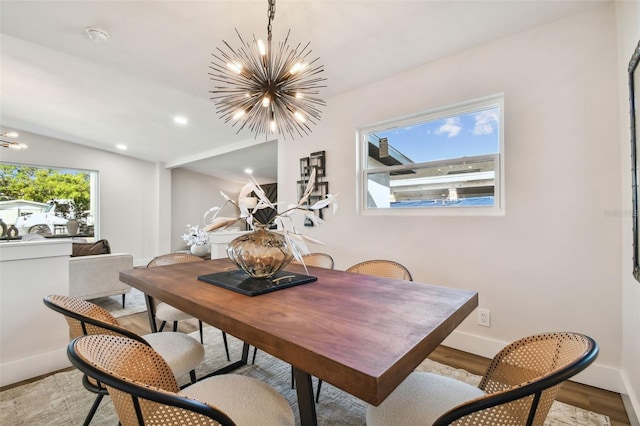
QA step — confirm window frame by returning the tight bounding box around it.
[357,94,505,216]
[0,162,100,237]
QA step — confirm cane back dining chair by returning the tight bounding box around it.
[146,253,230,361]
[44,294,205,426]
[366,332,598,426]
[68,334,295,426]
[290,252,335,269]
[310,258,413,402]
[249,252,335,401]
[287,253,336,396]
[346,259,413,281]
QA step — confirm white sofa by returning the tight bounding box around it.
[69,253,133,304]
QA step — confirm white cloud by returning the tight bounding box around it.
[472,109,499,135]
[434,117,461,138]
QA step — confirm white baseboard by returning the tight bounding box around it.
[442,330,625,394]
[0,347,69,387]
[621,371,640,426]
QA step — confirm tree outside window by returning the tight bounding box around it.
[0,164,97,236]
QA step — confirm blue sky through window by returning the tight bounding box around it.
[375,106,500,163]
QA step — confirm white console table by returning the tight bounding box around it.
[208,230,250,259]
[0,239,72,386]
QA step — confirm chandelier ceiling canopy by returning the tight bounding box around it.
[209,0,326,140]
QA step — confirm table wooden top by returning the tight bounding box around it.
[120,258,478,405]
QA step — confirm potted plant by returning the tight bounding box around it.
[182,225,210,257]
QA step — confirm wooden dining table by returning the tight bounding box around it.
[120,258,478,425]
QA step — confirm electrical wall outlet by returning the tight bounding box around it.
[477,308,491,327]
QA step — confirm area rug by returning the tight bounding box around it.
[90,287,147,318]
[0,327,610,426]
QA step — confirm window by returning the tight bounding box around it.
[0,164,98,237]
[358,94,504,215]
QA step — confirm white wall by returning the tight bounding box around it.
[171,168,243,251]
[0,240,73,386]
[616,0,640,423]
[0,130,158,265]
[280,4,624,393]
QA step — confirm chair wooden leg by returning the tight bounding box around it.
[158,320,167,332]
[83,393,104,426]
[172,321,178,332]
[198,321,204,344]
[222,332,230,361]
[121,294,126,308]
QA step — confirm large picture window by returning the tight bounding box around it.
[0,163,98,238]
[358,94,504,215]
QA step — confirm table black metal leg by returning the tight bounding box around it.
[240,341,249,363]
[293,367,318,426]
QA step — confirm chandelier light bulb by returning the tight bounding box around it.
[226,62,243,74]
[4,131,19,138]
[257,39,267,56]
[270,120,277,132]
[294,111,306,123]
[262,96,270,107]
[233,109,246,120]
[290,62,308,75]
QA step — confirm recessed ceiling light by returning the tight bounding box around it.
[174,116,188,125]
[244,168,253,175]
[116,144,127,150]
[85,26,109,43]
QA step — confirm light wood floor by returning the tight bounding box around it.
[4,311,632,425]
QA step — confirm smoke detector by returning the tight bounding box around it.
[85,26,109,43]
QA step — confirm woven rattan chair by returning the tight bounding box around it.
[290,252,335,269]
[284,252,336,399]
[68,334,295,426]
[147,253,230,361]
[310,258,412,402]
[44,294,205,426]
[366,332,598,426]
[346,259,413,281]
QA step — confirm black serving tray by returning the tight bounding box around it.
[197,269,317,296]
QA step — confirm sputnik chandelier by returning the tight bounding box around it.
[209,0,326,140]
[1,131,27,150]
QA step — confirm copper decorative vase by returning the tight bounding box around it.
[226,225,294,279]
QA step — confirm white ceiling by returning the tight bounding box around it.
[0,0,605,183]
